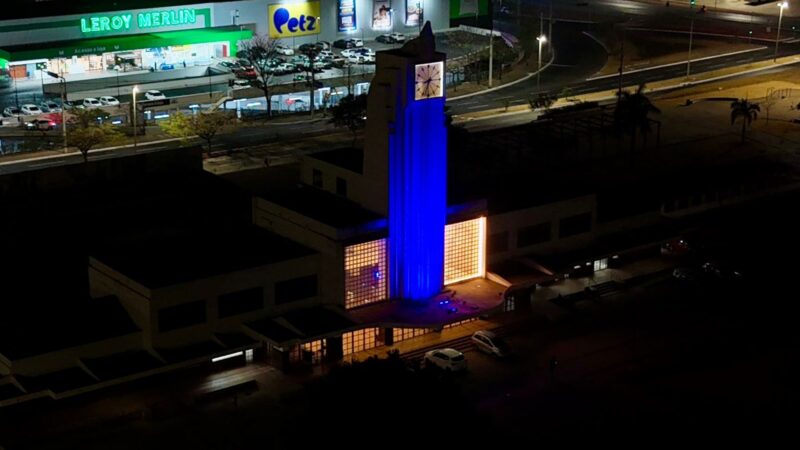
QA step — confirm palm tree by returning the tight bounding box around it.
[730,98,760,143]
[614,83,661,152]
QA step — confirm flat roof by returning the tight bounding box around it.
[81,351,164,381]
[244,318,302,345]
[0,295,140,361]
[308,147,364,174]
[91,226,317,289]
[260,185,385,230]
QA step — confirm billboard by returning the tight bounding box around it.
[372,0,392,30]
[405,1,423,27]
[449,0,489,18]
[268,1,321,39]
[337,0,357,32]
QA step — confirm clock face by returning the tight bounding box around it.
[414,61,443,100]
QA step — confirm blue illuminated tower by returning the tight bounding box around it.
[363,22,447,301]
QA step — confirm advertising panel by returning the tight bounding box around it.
[405,1,423,27]
[268,1,322,39]
[372,0,392,30]
[338,0,357,32]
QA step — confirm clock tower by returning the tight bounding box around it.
[363,22,447,301]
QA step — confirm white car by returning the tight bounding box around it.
[144,90,167,100]
[341,49,359,58]
[232,79,251,89]
[275,63,296,73]
[471,330,511,358]
[40,101,62,113]
[99,96,120,106]
[3,106,22,117]
[423,348,467,372]
[344,54,365,64]
[318,50,334,59]
[351,38,364,47]
[389,32,406,42]
[82,98,102,108]
[275,45,295,56]
[20,104,43,115]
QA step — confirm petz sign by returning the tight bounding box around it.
[268,1,321,39]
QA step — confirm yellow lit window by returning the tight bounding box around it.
[444,217,486,285]
[342,328,380,356]
[345,239,388,309]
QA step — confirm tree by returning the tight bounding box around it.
[528,92,555,110]
[329,94,367,146]
[239,33,278,118]
[299,46,322,117]
[67,108,123,162]
[730,98,760,143]
[614,83,661,151]
[159,111,233,151]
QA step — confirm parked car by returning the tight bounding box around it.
[20,104,43,115]
[702,261,743,280]
[344,54,365,64]
[232,79,251,89]
[376,34,394,44]
[351,38,364,47]
[661,239,692,256]
[159,63,175,70]
[298,43,320,53]
[144,90,167,100]
[234,66,257,79]
[99,96,120,106]
[318,50,334,59]
[275,63,296,74]
[423,348,467,372]
[82,98,102,108]
[389,32,406,43]
[471,330,511,358]
[62,100,80,110]
[333,38,357,49]
[216,60,241,72]
[317,41,332,50]
[40,100,61,113]
[24,118,56,131]
[355,47,375,56]
[275,44,295,56]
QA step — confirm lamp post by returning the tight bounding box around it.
[775,2,788,62]
[536,35,547,93]
[686,17,694,79]
[132,86,139,147]
[45,70,67,153]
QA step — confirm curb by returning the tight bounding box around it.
[448,51,556,102]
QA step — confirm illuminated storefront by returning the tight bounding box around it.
[344,239,388,309]
[444,217,487,285]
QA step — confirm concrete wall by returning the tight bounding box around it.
[487,195,597,263]
[8,332,142,376]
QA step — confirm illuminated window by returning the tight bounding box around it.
[443,318,478,329]
[345,239,388,309]
[342,328,381,356]
[393,327,434,343]
[290,339,327,364]
[444,217,486,285]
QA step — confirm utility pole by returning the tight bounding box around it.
[60,79,66,152]
[488,2,495,88]
[686,17,694,79]
[775,2,788,62]
[617,28,625,100]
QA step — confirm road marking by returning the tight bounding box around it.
[466,105,485,110]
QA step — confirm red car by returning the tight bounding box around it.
[234,66,257,80]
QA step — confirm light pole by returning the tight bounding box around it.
[686,17,694,79]
[132,86,139,147]
[45,70,67,153]
[537,35,547,93]
[775,2,788,62]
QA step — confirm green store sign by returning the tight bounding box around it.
[80,9,198,34]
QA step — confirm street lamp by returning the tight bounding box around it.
[45,70,67,153]
[536,35,547,93]
[775,2,788,62]
[132,85,139,147]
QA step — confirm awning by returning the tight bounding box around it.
[0,26,252,62]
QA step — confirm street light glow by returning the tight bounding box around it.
[537,35,547,43]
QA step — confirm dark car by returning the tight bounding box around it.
[234,66,258,79]
[376,34,395,44]
[298,43,320,53]
[333,38,355,49]
[159,63,175,70]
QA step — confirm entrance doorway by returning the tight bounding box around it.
[593,258,608,272]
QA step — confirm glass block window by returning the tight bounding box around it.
[444,217,486,285]
[393,327,434,343]
[443,318,478,329]
[342,328,381,356]
[345,239,388,309]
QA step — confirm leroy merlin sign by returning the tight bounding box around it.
[80,8,202,34]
